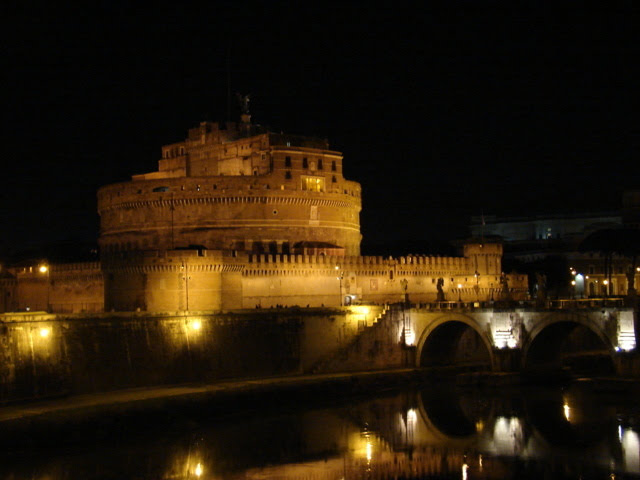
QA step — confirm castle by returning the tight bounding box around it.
[1,115,527,313]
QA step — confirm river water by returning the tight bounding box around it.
[2,380,640,479]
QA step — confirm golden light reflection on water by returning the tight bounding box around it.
[621,427,640,474]
[4,387,638,479]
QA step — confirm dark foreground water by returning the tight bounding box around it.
[2,380,640,479]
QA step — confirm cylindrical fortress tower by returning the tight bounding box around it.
[98,120,362,256]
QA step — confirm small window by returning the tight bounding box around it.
[317,159,323,170]
[332,176,337,183]
[152,186,170,192]
[285,156,292,167]
[213,184,217,190]
[331,160,337,171]
[302,158,308,169]
[285,171,292,179]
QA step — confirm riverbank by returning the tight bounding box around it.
[0,368,428,448]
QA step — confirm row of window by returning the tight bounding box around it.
[163,147,186,159]
[284,156,337,171]
[284,172,338,184]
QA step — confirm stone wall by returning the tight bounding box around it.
[1,263,104,314]
[0,307,385,404]
[2,244,529,314]
[97,175,362,256]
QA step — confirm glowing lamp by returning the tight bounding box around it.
[39,328,50,338]
[39,265,48,273]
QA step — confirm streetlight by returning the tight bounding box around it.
[39,264,50,312]
[181,261,190,311]
[335,266,344,306]
[474,271,480,301]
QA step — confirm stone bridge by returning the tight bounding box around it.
[396,301,637,373]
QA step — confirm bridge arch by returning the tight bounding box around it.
[416,313,496,370]
[522,312,616,373]
[414,384,491,447]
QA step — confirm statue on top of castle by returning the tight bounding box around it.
[237,93,250,115]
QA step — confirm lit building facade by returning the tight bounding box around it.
[1,118,528,313]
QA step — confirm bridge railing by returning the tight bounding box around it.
[547,297,626,309]
[406,297,628,311]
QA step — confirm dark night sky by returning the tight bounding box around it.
[1,2,637,260]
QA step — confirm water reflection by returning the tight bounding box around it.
[2,382,640,479]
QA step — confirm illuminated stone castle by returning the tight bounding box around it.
[1,116,527,313]
[98,118,362,256]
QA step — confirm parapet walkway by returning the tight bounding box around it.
[0,369,419,425]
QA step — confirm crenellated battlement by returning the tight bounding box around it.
[96,244,526,312]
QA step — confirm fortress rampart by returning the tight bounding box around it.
[98,242,526,312]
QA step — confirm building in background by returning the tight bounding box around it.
[470,192,640,298]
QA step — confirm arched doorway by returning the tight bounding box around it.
[524,321,615,374]
[419,320,492,370]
